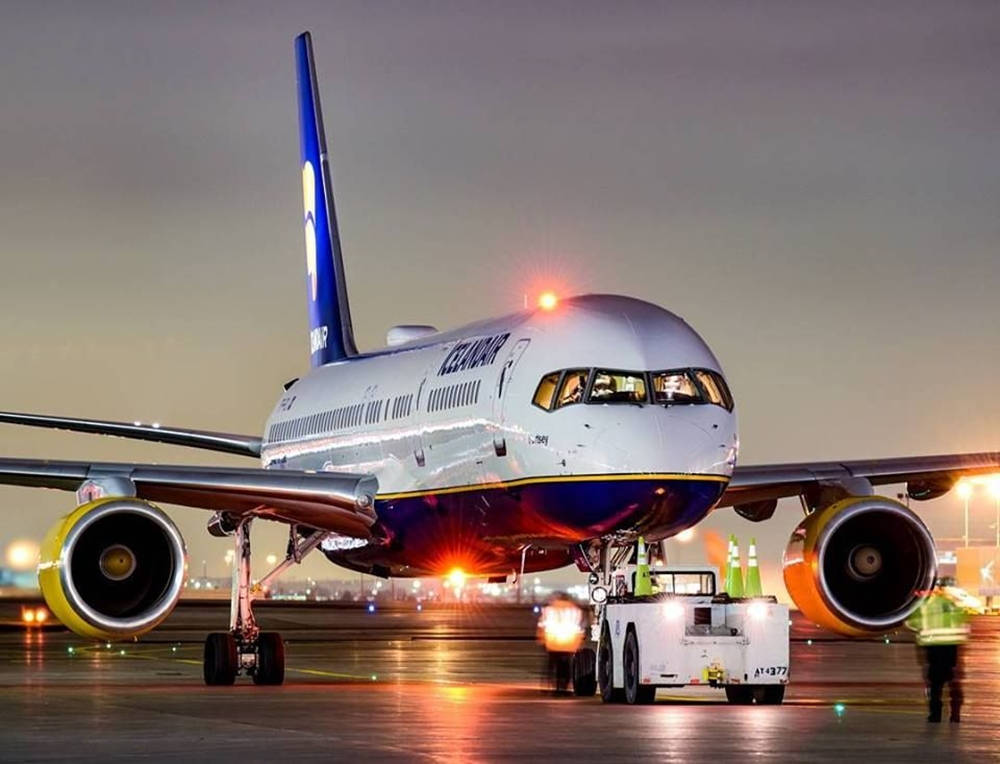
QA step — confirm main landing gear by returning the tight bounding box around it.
[203,518,325,686]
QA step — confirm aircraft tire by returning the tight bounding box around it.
[253,632,285,686]
[204,632,238,686]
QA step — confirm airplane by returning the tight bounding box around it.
[1,31,998,693]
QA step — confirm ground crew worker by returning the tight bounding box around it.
[537,592,586,693]
[905,583,970,723]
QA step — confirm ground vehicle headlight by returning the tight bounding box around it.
[663,600,685,620]
[748,601,768,620]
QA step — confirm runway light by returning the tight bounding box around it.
[834,703,846,717]
[884,637,891,645]
[67,646,75,655]
[538,291,558,311]
[806,639,813,646]
[416,603,423,612]
[675,528,696,544]
[119,649,126,656]
[367,602,376,614]
[370,674,377,681]
[532,605,541,615]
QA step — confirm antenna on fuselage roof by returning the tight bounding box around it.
[295,32,358,366]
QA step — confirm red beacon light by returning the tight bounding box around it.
[538,292,558,311]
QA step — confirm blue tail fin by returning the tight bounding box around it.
[295,32,357,365]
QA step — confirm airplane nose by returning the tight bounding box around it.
[588,411,734,477]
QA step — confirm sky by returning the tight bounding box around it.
[0,1,998,590]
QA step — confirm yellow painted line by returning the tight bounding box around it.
[378,472,730,501]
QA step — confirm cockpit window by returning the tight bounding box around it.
[693,369,734,411]
[556,369,589,408]
[588,370,648,404]
[651,370,702,405]
[532,372,561,411]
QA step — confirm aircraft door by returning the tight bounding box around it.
[491,338,530,457]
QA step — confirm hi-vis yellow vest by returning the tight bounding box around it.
[906,593,970,646]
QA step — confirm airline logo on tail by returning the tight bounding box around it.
[302,161,318,302]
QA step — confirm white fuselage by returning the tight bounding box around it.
[258,294,739,575]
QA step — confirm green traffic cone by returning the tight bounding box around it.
[723,535,735,594]
[746,537,763,597]
[729,537,744,599]
[634,536,653,596]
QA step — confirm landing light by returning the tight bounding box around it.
[447,568,467,590]
[538,292,558,311]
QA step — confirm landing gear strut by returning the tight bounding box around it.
[204,518,323,686]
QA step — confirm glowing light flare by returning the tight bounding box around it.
[747,601,768,620]
[990,477,1000,500]
[446,568,467,590]
[675,528,696,544]
[6,540,39,571]
[538,291,558,311]
[663,600,685,621]
[539,604,585,652]
[957,480,973,499]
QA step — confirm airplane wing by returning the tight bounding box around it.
[719,451,1000,520]
[0,457,377,538]
[0,411,261,457]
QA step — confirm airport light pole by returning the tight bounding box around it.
[990,478,1000,548]
[957,480,973,548]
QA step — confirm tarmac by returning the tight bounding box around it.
[0,599,997,762]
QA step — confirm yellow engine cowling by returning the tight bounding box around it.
[783,496,936,636]
[38,498,187,640]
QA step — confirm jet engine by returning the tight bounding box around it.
[38,498,187,639]
[783,496,936,636]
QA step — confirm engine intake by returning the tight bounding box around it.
[783,496,936,636]
[38,498,187,639]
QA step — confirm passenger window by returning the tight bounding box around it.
[694,370,734,411]
[588,370,647,404]
[651,371,702,405]
[556,369,589,408]
[532,372,561,411]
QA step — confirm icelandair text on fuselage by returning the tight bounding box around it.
[438,332,510,376]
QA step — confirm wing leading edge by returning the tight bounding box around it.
[720,451,1000,518]
[0,412,262,457]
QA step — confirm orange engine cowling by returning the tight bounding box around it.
[783,496,936,636]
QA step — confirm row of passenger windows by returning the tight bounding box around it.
[267,381,481,444]
[269,390,415,443]
[532,368,734,412]
[428,379,482,413]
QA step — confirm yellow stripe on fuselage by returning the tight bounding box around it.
[376,472,730,501]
